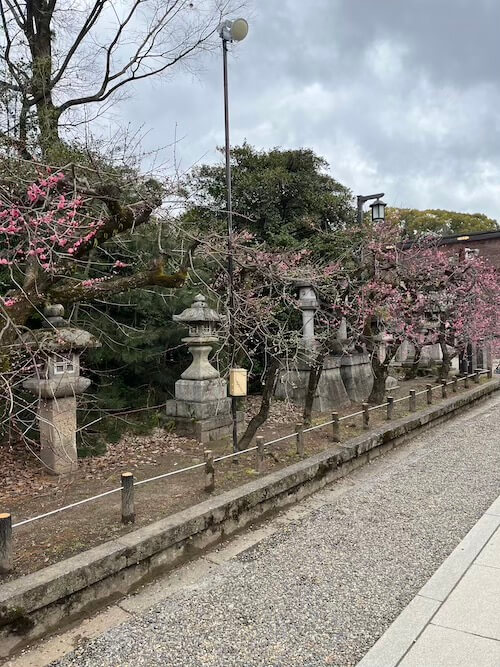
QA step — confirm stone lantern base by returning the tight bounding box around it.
[339,353,374,403]
[275,356,351,411]
[275,353,375,410]
[165,378,244,443]
[39,396,78,474]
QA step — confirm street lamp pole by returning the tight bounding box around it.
[219,18,248,452]
[221,37,238,452]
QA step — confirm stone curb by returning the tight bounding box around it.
[356,498,500,667]
[1,380,498,658]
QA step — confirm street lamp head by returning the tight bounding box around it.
[218,17,248,42]
[370,198,387,222]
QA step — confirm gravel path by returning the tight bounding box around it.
[54,394,500,667]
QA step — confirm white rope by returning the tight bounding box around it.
[263,432,296,446]
[214,445,258,462]
[13,486,122,528]
[13,462,208,527]
[303,422,328,433]
[134,462,206,487]
[11,371,493,529]
[368,402,388,411]
[302,419,335,433]
[339,410,364,421]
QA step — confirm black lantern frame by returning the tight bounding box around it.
[370,198,386,222]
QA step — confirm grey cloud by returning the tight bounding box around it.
[112,0,500,220]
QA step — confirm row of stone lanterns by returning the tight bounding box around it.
[20,275,379,475]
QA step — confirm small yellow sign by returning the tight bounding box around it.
[229,368,248,396]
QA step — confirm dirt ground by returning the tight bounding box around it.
[0,374,487,581]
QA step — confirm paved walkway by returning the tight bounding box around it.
[7,393,500,667]
[358,495,500,666]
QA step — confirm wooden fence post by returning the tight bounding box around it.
[295,424,304,456]
[362,403,369,430]
[121,472,135,525]
[441,379,447,399]
[204,450,215,492]
[256,436,265,473]
[0,513,13,573]
[426,384,433,405]
[474,368,480,384]
[409,390,416,412]
[386,396,394,421]
[331,412,340,443]
[452,378,458,393]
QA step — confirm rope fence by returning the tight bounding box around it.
[0,367,493,573]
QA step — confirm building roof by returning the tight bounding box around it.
[438,229,500,245]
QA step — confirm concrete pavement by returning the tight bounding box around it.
[358,495,500,666]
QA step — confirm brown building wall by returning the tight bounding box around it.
[439,235,500,271]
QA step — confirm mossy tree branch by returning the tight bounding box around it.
[48,260,187,305]
[1,260,188,334]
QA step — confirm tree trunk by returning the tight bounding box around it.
[438,337,453,379]
[367,341,398,405]
[302,351,326,427]
[26,0,62,155]
[404,345,422,380]
[237,359,280,451]
[368,352,388,405]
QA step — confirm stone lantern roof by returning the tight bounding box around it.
[173,294,221,326]
[21,304,100,352]
[22,304,100,400]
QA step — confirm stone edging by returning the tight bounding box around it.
[1,380,498,659]
[357,496,500,667]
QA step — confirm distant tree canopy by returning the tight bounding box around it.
[183,143,356,251]
[386,207,499,237]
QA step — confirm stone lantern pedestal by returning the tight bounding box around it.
[22,305,100,475]
[275,282,352,410]
[166,295,243,443]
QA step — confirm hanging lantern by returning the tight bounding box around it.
[370,198,387,222]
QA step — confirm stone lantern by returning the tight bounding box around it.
[22,304,100,475]
[274,281,352,411]
[173,294,221,382]
[296,281,319,349]
[166,294,242,442]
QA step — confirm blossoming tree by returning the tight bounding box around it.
[331,224,500,403]
[0,164,190,441]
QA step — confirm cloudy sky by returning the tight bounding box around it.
[114,0,500,220]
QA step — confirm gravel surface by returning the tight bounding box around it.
[54,394,500,667]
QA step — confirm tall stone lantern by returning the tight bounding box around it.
[297,281,319,350]
[166,294,242,443]
[275,281,352,411]
[22,304,100,475]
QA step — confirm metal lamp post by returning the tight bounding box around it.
[356,192,386,224]
[218,17,249,452]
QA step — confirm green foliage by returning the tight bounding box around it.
[387,207,498,237]
[71,223,201,447]
[183,143,356,253]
